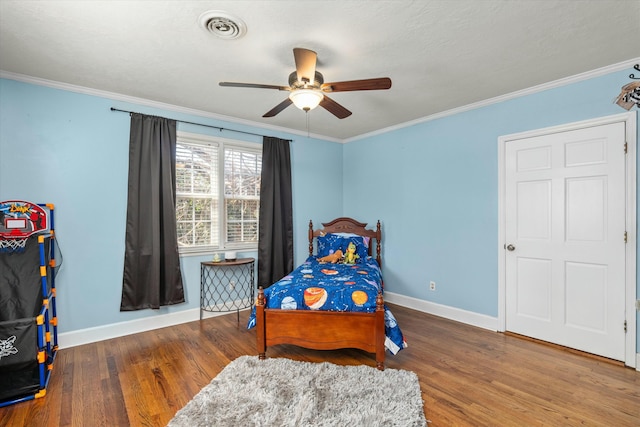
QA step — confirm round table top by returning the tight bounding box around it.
[201,257,255,266]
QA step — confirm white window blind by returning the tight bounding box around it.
[224,147,261,244]
[175,132,261,254]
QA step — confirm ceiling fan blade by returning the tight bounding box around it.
[293,48,317,84]
[263,98,293,117]
[220,82,290,91]
[319,95,352,119]
[321,77,392,92]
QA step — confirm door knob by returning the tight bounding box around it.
[506,244,515,251]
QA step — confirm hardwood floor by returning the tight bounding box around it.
[1,304,638,426]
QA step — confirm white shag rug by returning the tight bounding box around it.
[167,355,427,427]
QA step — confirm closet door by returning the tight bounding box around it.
[504,121,627,361]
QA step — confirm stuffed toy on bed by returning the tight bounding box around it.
[318,249,343,264]
[343,241,360,264]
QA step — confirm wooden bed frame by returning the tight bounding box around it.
[255,217,386,370]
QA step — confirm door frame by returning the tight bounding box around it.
[497,112,637,368]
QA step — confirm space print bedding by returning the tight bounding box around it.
[247,255,406,355]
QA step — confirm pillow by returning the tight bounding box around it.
[317,233,344,257]
[317,233,370,260]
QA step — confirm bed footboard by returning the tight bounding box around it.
[255,287,386,370]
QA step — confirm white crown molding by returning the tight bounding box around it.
[345,57,640,143]
[0,70,342,144]
[3,57,639,145]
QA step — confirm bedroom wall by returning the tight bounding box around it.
[343,67,640,352]
[1,66,638,356]
[0,78,343,336]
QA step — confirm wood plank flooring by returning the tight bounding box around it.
[1,304,638,426]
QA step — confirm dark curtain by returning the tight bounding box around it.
[257,136,294,288]
[120,113,185,311]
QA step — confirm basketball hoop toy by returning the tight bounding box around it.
[0,200,51,253]
[0,200,59,407]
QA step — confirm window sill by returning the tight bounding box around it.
[178,245,258,257]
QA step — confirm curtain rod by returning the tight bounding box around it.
[110,108,292,142]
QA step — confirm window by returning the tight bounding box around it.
[175,132,261,254]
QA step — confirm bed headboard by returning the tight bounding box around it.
[308,217,382,268]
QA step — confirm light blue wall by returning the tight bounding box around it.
[0,78,343,333]
[344,68,639,350]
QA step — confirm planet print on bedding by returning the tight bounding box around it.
[304,287,328,310]
[351,290,368,306]
[280,296,297,310]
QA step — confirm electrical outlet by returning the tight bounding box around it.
[429,281,436,291]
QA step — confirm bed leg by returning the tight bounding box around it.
[256,287,266,360]
[375,292,385,370]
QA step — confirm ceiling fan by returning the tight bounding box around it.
[219,48,392,119]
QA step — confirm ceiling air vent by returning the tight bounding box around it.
[198,11,247,40]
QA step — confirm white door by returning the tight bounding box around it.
[505,122,627,361]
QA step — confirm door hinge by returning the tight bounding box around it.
[624,142,628,154]
[624,320,627,333]
[624,231,628,243]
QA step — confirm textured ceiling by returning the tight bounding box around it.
[1,1,639,141]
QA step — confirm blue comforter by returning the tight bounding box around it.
[247,256,406,354]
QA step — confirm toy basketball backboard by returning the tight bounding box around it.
[0,200,49,239]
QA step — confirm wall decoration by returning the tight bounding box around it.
[615,64,640,110]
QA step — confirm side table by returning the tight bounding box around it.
[200,257,255,322]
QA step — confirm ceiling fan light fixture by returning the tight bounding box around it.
[289,89,324,112]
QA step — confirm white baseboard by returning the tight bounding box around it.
[385,293,640,370]
[384,291,499,331]
[58,305,250,349]
[57,295,638,370]
[59,293,496,349]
